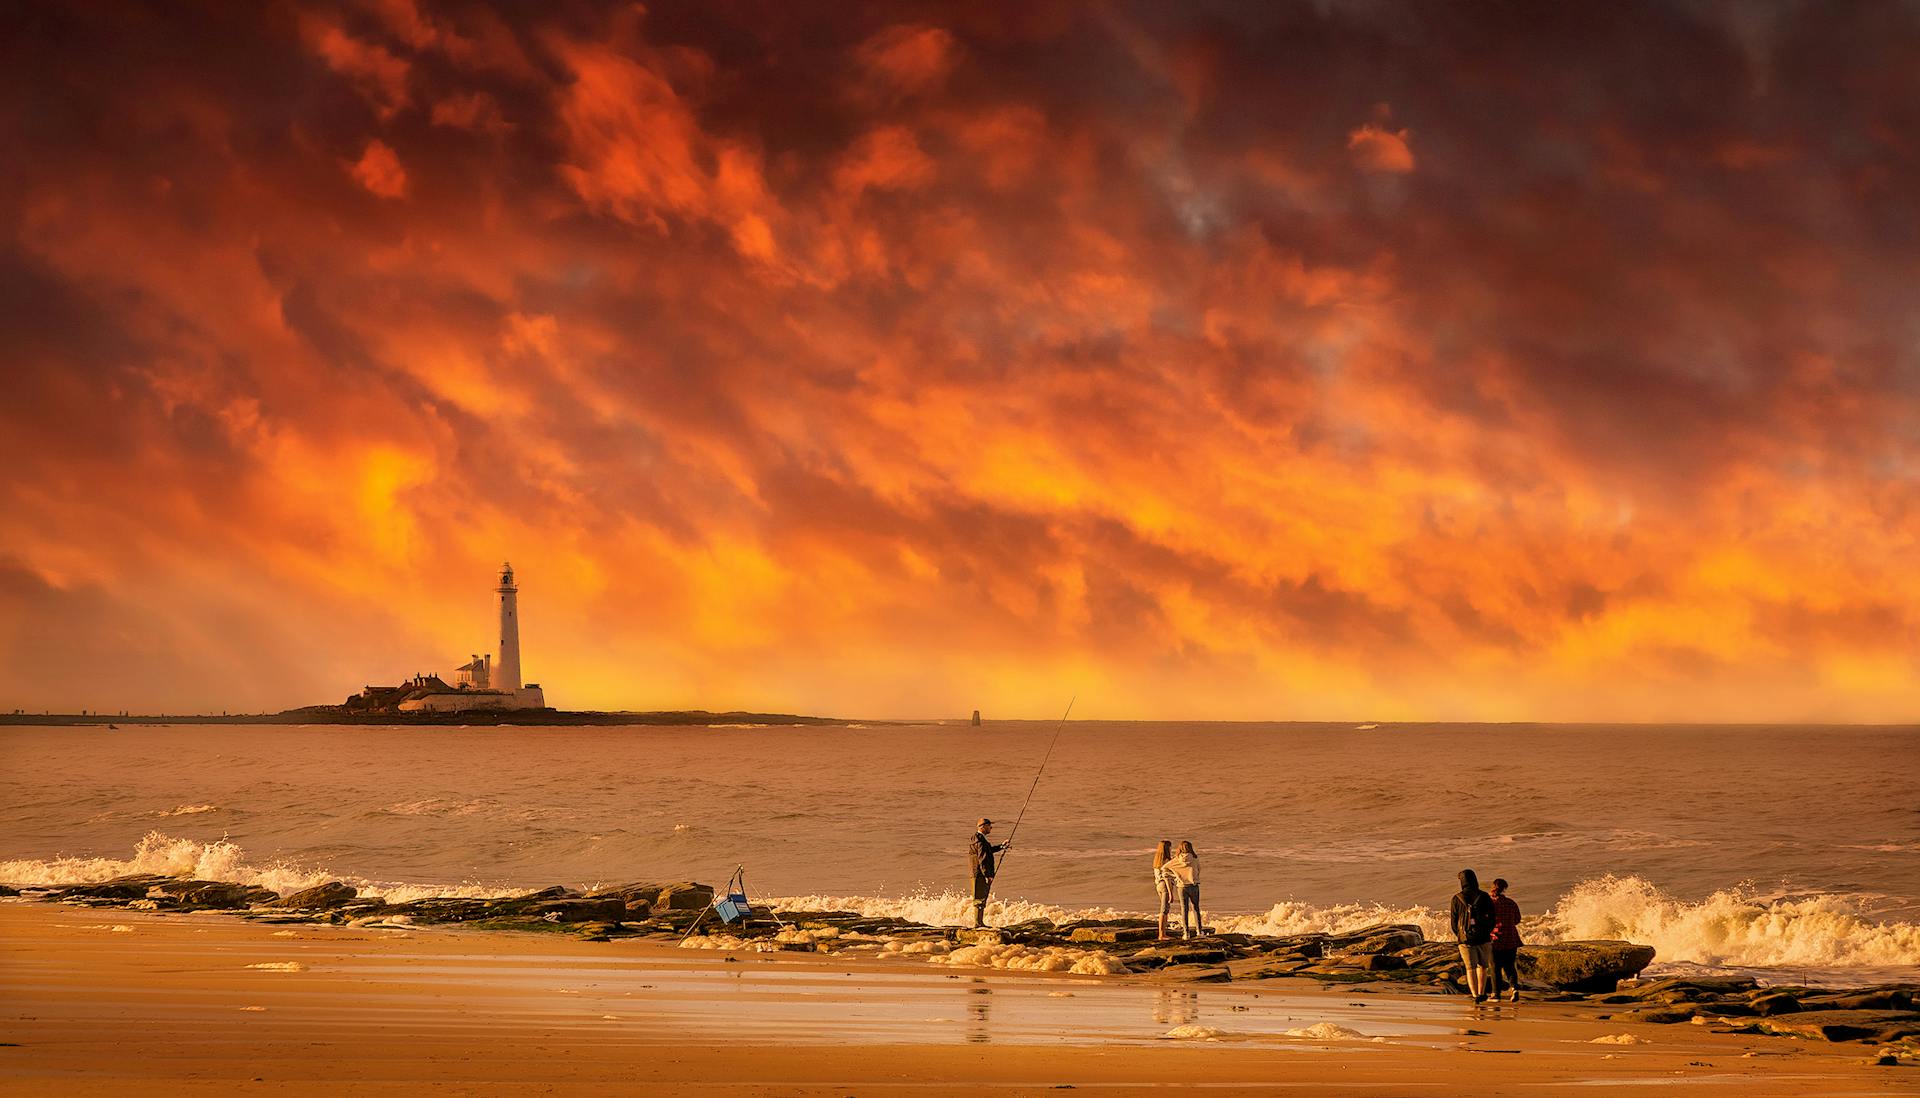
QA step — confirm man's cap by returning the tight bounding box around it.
[978,818,992,828]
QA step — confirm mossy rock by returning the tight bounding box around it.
[1519,941,1656,993]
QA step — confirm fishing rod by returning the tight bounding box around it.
[989,694,1075,889]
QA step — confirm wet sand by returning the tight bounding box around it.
[0,903,1905,1096]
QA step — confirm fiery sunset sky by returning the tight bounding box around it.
[2,1,1916,721]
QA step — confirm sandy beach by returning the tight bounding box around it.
[2,902,1906,1097]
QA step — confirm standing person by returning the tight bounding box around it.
[967,818,1009,928]
[1450,868,1496,1003]
[1152,841,1176,940]
[1489,877,1523,1002]
[1164,841,1202,939]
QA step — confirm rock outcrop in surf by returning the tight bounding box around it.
[17,872,1920,1055]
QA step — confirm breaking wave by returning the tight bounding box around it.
[4,837,1916,978]
[1537,874,1920,971]
[0,831,519,905]
[767,877,1920,977]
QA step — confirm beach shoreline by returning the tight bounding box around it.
[2,901,1912,1096]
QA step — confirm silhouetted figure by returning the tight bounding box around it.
[1489,876,1523,1002]
[1450,868,1496,1002]
[1152,840,1177,939]
[968,818,1008,928]
[1165,840,1201,939]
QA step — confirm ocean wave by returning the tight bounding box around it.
[768,877,1920,975]
[384,798,496,818]
[0,831,520,905]
[4,838,1916,976]
[159,803,219,817]
[1538,874,1920,970]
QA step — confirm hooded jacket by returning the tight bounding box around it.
[1450,870,1495,945]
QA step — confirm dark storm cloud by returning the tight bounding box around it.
[0,0,1914,719]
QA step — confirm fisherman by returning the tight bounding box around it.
[968,818,1010,928]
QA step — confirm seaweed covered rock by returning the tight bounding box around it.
[148,880,277,908]
[530,897,630,923]
[274,882,358,910]
[656,883,715,910]
[52,875,173,901]
[1329,925,1424,955]
[1519,941,1655,992]
[587,882,666,907]
[1226,955,1319,980]
[1613,976,1757,1002]
[1067,925,1159,944]
[1805,989,1915,1013]
[387,897,492,922]
[1759,1010,1920,1044]
[1128,943,1229,969]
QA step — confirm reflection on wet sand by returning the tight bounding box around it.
[1153,987,1198,1028]
[967,979,992,1044]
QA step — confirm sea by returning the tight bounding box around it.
[3,721,1916,987]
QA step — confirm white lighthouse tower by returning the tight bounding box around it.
[496,562,522,692]
[390,561,545,713]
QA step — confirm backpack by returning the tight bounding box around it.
[1466,891,1495,944]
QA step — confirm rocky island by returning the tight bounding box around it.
[0,708,852,727]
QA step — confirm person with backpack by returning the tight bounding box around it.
[1450,868,1496,1003]
[1488,877,1523,1002]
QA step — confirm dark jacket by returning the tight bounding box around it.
[969,832,1004,879]
[1451,888,1495,945]
[1491,894,1522,949]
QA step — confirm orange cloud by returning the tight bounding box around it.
[1347,122,1414,173]
[836,126,938,196]
[0,1,1915,722]
[302,16,410,118]
[854,24,958,96]
[350,139,408,198]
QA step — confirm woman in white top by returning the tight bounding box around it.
[1152,840,1176,939]
[1163,840,1201,938]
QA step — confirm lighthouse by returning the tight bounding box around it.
[363,561,547,713]
[496,562,522,691]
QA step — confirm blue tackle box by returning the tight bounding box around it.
[714,892,752,923]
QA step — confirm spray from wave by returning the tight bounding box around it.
[1537,874,1920,971]
[0,831,519,905]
